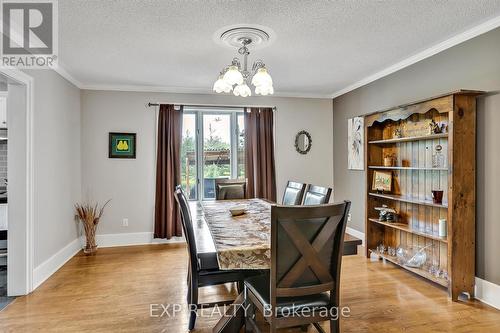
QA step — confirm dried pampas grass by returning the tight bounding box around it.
[75,200,110,255]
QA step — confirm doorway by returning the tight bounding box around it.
[0,69,34,299]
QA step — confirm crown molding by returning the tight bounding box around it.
[53,63,83,88]
[79,83,332,99]
[51,13,500,100]
[331,14,500,99]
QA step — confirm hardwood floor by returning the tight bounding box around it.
[0,244,499,332]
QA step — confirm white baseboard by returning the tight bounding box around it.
[31,232,184,292]
[475,277,500,310]
[346,226,365,246]
[32,231,500,311]
[33,238,81,290]
[96,232,185,248]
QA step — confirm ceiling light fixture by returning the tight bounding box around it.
[213,28,274,97]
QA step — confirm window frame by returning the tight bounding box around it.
[181,107,245,201]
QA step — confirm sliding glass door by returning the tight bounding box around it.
[180,108,245,200]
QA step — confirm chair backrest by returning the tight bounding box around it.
[302,185,332,205]
[174,185,198,271]
[270,201,351,301]
[281,181,306,205]
[214,178,247,200]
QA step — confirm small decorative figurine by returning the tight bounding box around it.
[375,205,398,222]
[429,119,442,134]
[394,128,403,138]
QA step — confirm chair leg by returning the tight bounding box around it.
[188,275,198,331]
[329,319,339,333]
[188,309,197,331]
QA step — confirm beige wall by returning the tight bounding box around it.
[333,27,500,285]
[22,70,82,267]
[81,90,333,235]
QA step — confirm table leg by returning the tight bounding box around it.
[212,292,245,333]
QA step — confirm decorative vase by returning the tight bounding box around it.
[82,219,98,255]
[75,200,110,256]
[431,190,444,204]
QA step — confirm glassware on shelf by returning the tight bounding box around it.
[396,246,406,264]
[376,243,386,255]
[395,244,433,268]
[428,265,439,276]
[387,246,396,257]
[432,144,445,168]
[428,254,442,276]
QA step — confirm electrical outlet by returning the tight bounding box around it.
[122,218,129,227]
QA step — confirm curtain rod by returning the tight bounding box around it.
[147,102,276,109]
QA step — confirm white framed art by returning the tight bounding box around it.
[348,116,364,170]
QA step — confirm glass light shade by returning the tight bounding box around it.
[233,82,252,97]
[251,67,273,87]
[222,65,243,85]
[255,84,274,96]
[213,75,232,93]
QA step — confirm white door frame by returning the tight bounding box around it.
[0,68,34,295]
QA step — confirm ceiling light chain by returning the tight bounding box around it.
[213,37,274,97]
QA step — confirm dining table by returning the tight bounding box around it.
[189,199,361,333]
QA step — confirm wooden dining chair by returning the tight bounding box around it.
[302,185,332,205]
[174,185,248,330]
[244,201,351,333]
[282,181,307,205]
[214,178,247,200]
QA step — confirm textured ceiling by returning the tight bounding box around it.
[59,0,500,97]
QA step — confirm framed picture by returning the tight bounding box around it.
[109,132,136,159]
[372,170,392,192]
[348,116,364,170]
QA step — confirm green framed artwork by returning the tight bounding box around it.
[109,132,136,159]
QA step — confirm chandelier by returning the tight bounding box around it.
[213,33,274,97]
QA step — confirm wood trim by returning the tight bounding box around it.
[365,95,455,126]
[448,94,476,300]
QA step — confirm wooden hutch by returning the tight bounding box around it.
[364,90,483,300]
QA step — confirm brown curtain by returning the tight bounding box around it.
[245,107,277,201]
[154,104,183,239]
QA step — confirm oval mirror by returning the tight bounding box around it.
[295,130,312,154]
